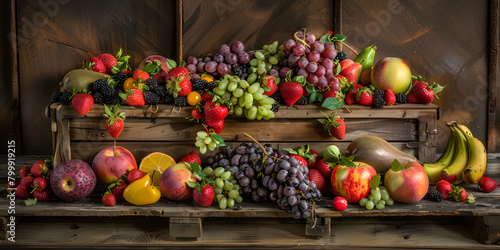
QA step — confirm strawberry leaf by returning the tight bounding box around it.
[284,148,299,155]
[166,58,177,70]
[322,97,343,110]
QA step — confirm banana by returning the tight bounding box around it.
[440,125,468,184]
[457,124,487,184]
[423,126,456,184]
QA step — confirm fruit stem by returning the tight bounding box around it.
[243,132,280,161]
[336,41,358,56]
[294,28,311,48]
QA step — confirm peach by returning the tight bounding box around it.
[370,57,412,94]
[159,162,195,201]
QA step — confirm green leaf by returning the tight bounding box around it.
[186,181,201,193]
[319,33,332,45]
[141,63,160,75]
[369,175,381,189]
[103,104,112,116]
[332,34,347,42]
[166,58,177,70]
[338,156,356,168]
[322,97,344,110]
[284,148,299,155]
[467,194,475,203]
[391,159,404,172]
[190,162,202,174]
[211,134,226,146]
[25,198,37,206]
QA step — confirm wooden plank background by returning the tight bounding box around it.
[0,0,497,155]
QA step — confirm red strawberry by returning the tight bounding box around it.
[315,158,333,181]
[280,81,303,106]
[203,119,225,135]
[193,184,215,207]
[132,69,150,82]
[32,177,48,191]
[127,169,146,184]
[449,186,468,202]
[384,89,396,105]
[356,88,373,106]
[33,189,51,202]
[435,180,452,200]
[71,89,94,115]
[126,89,146,106]
[407,75,444,104]
[166,67,192,98]
[345,90,357,105]
[6,179,20,189]
[262,75,277,96]
[308,169,329,195]
[20,176,34,189]
[98,53,118,74]
[103,104,126,138]
[102,192,116,206]
[204,100,228,124]
[30,160,49,177]
[479,177,498,193]
[318,111,345,140]
[15,186,31,200]
[308,149,320,169]
[180,150,202,165]
[353,83,363,89]
[332,196,348,211]
[166,66,189,79]
[111,181,128,201]
[19,166,30,177]
[290,154,308,167]
[191,108,204,120]
[322,90,343,103]
[83,57,106,73]
[201,93,212,103]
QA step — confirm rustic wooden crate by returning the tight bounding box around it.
[49,103,438,166]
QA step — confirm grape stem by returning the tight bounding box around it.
[336,41,358,56]
[147,103,159,113]
[294,28,311,48]
[243,132,280,161]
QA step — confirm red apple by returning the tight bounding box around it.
[159,162,195,201]
[138,55,174,81]
[50,159,96,202]
[331,161,377,203]
[384,160,429,204]
[92,146,137,186]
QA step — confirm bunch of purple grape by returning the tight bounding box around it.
[186,41,252,80]
[280,31,339,91]
[206,143,322,219]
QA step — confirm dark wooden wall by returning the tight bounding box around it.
[0,0,497,155]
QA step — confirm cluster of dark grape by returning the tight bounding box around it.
[185,41,252,79]
[230,63,252,80]
[281,31,339,91]
[205,143,321,219]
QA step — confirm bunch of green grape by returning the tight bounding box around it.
[195,131,222,154]
[359,186,394,210]
[202,166,243,209]
[249,41,285,77]
[212,75,276,120]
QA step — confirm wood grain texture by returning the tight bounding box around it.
[182,0,334,60]
[490,0,499,152]
[341,0,490,153]
[16,0,176,155]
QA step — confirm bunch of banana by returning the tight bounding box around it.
[423,121,487,185]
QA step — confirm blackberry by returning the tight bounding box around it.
[93,79,107,92]
[335,51,347,62]
[59,92,72,105]
[50,91,62,103]
[174,96,188,107]
[273,90,285,105]
[101,85,116,98]
[145,78,159,92]
[93,92,105,104]
[296,95,309,105]
[195,89,205,95]
[108,95,122,105]
[424,188,443,202]
[156,84,168,97]
[192,78,208,91]
[396,93,408,103]
[271,100,280,113]
[112,72,128,85]
[372,89,385,108]
[207,80,219,91]
[164,94,174,104]
[144,91,161,104]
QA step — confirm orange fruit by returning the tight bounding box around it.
[201,75,213,82]
[139,152,176,186]
[123,77,137,91]
[187,91,201,106]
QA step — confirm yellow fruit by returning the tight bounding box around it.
[201,75,213,82]
[123,77,137,91]
[139,152,176,186]
[187,91,201,106]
